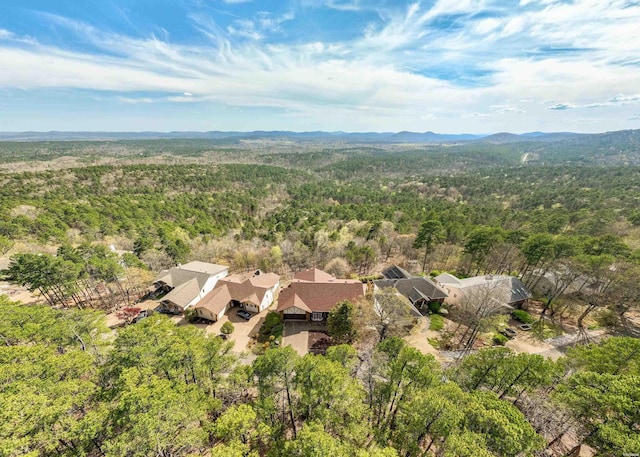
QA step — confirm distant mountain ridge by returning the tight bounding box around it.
[0,129,633,145]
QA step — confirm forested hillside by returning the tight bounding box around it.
[1,296,638,456]
[1,135,640,456]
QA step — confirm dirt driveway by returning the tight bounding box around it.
[403,317,444,362]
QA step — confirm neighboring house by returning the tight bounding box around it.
[374,265,448,316]
[153,261,229,313]
[435,273,531,309]
[276,268,366,322]
[193,270,280,322]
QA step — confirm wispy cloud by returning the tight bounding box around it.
[547,94,640,110]
[0,0,639,131]
[547,103,575,111]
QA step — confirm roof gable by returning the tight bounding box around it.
[294,268,337,282]
[435,272,462,286]
[162,278,202,308]
[195,270,280,314]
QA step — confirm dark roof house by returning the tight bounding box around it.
[381,265,412,280]
[374,267,448,314]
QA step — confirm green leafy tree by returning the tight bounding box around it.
[565,337,640,376]
[252,346,300,438]
[221,321,235,335]
[414,219,445,273]
[103,369,214,456]
[0,235,13,255]
[555,371,640,456]
[294,354,367,442]
[328,301,357,343]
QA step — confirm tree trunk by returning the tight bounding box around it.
[284,375,297,439]
[577,304,596,328]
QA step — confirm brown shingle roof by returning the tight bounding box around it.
[195,270,280,316]
[294,268,337,282]
[277,269,365,313]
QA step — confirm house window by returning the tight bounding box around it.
[311,312,323,322]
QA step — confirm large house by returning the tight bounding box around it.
[153,261,229,313]
[435,273,531,309]
[276,268,366,322]
[193,270,280,322]
[373,265,448,316]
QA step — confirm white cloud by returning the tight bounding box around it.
[610,93,640,104]
[118,97,155,104]
[0,1,639,132]
[473,18,501,35]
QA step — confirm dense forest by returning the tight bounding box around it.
[1,296,638,456]
[1,134,640,456]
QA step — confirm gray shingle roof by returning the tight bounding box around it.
[374,276,448,303]
[381,265,412,280]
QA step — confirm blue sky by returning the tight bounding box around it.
[0,0,639,133]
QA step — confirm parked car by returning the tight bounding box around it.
[501,328,517,339]
[236,310,252,320]
[519,324,532,331]
[154,304,181,315]
[135,309,154,323]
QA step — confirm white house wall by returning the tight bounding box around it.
[184,270,229,310]
[259,284,278,312]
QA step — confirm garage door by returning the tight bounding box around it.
[284,314,306,320]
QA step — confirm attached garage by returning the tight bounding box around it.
[282,306,308,320]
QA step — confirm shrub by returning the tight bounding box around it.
[258,311,283,343]
[595,309,618,327]
[512,310,533,324]
[428,301,442,314]
[429,314,444,331]
[184,308,198,323]
[221,321,235,335]
[493,333,509,346]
